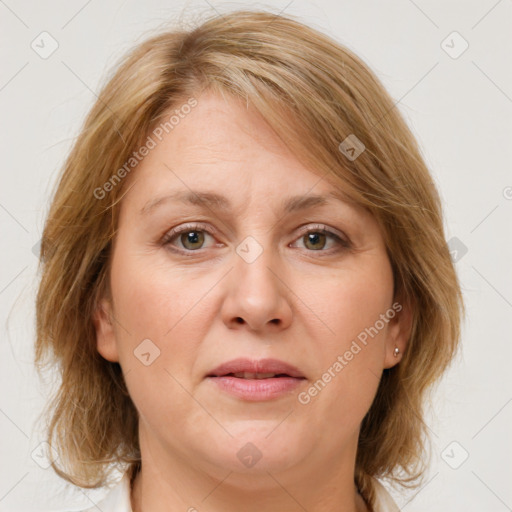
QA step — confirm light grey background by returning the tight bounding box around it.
[1,0,511,511]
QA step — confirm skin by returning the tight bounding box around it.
[93,91,412,512]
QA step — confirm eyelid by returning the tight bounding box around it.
[161,221,219,246]
[161,221,351,253]
[294,223,350,246]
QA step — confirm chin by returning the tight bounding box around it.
[200,425,308,477]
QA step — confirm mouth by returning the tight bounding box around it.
[219,372,300,379]
[206,357,306,379]
[206,358,306,401]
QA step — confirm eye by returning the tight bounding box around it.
[290,224,351,253]
[161,222,351,255]
[161,222,217,252]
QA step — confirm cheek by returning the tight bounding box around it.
[309,258,394,346]
[110,247,208,344]
[297,260,393,414]
[108,248,211,397]
[109,252,214,433]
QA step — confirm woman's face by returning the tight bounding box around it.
[94,91,411,481]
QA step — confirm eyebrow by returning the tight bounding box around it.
[139,189,351,217]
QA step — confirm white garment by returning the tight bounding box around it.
[80,472,400,512]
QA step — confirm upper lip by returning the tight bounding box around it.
[207,358,305,378]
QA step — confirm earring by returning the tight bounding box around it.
[393,347,400,358]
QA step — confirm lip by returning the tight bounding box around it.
[207,357,305,378]
[206,358,306,402]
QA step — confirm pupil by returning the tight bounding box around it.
[306,232,325,250]
[179,231,326,251]
[182,231,204,249]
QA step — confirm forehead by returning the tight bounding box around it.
[121,91,366,219]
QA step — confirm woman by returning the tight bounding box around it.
[35,9,464,512]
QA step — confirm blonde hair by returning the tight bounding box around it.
[35,9,465,508]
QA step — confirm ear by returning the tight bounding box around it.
[92,297,119,362]
[383,295,414,370]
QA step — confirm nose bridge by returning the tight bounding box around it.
[234,231,280,298]
[228,194,278,270]
[222,230,292,331]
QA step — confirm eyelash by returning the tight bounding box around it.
[161,222,351,256]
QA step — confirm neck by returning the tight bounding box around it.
[130,427,370,512]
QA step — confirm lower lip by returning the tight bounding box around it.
[206,376,305,401]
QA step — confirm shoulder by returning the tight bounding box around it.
[371,477,401,512]
[79,473,132,512]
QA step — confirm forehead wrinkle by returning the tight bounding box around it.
[179,140,249,164]
[139,188,353,218]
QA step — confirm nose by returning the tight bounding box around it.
[220,241,293,333]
